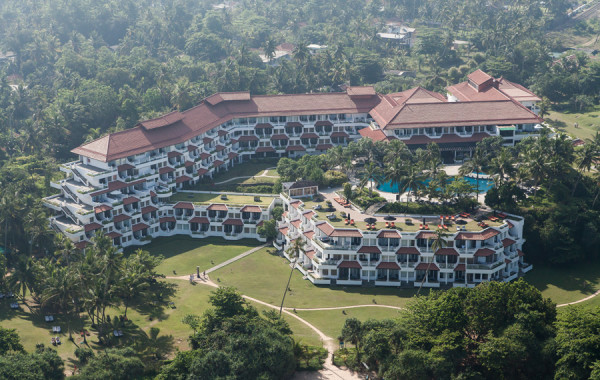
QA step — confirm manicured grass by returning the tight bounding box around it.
[126,236,262,276]
[212,247,416,309]
[525,259,600,305]
[546,107,600,140]
[296,307,402,340]
[207,160,278,182]
[170,192,277,206]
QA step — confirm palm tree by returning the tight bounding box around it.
[8,256,37,308]
[280,239,304,316]
[359,162,382,196]
[385,158,406,202]
[400,165,426,204]
[572,137,600,196]
[489,148,516,187]
[417,229,448,295]
[41,264,79,340]
[459,150,486,201]
[24,207,50,255]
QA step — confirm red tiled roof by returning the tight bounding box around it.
[90,179,146,197]
[505,258,511,264]
[205,91,251,105]
[197,168,209,175]
[228,152,238,160]
[396,247,420,255]
[175,175,192,184]
[199,152,211,160]
[518,249,525,257]
[415,262,439,271]
[141,206,158,214]
[357,246,381,254]
[305,250,316,260]
[315,120,333,127]
[455,228,500,240]
[279,227,289,235]
[302,210,315,219]
[218,130,228,136]
[238,135,259,142]
[213,160,225,167]
[123,196,140,205]
[184,160,195,167]
[223,218,243,226]
[347,86,377,97]
[338,261,362,269]
[304,230,315,239]
[159,216,176,223]
[474,248,495,257]
[256,147,276,153]
[506,220,514,228]
[286,145,306,152]
[359,127,390,142]
[270,134,289,140]
[331,131,349,138]
[255,123,274,129]
[150,190,157,197]
[291,219,302,228]
[330,229,363,238]
[173,202,194,209]
[117,163,134,171]
[454,263,466,271]
[189,217,209,224]
[168,151,182,158]
[203,137,213,144]
[139,111,184,130]
[207,203,228,211]
[132,223,149,232]
[415,231,437,239]
[300,133,319,139]
[316,222,334,236]
[84,223,102,232]
[215,144,226,151]
[435,248,459,256]
[502,238,516,247]
[316,144,333,150]
[285,121,303,128]
[376,261,401,270]
[289,200,301,209]
[241,205,262,213]
[377,230,401,238]
[159,166,174,174]
[75,241,89,250]
[94,204,113,213]
[468,69,494,86]
[113,214,131,223]
[187,144,198,152]
[106,231,122,239]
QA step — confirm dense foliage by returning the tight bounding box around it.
[158,287,298,379]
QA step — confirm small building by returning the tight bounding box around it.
[307,44,327,54]
[283,180,319,198]
[377,23,416,48]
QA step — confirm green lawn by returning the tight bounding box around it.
[207,160,278,182]
[126,236,262,276]
[296,307,402,340]
[190,160,280,192]
[546,108,600,140]
[170,192,277,206]
[525,259,600,305]
[212,247,416,309]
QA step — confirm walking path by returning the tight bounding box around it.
[557,288,600,307]
[213,168,278,185]
[204,243,269,274]
[289,304,403,311]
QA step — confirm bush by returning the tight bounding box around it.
[324,170,348,187]
[75,347,94,365]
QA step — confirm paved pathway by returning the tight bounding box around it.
[213,168,278,185]
[204,243,269,274]
[288,304,403,312]
[557,288,600,307]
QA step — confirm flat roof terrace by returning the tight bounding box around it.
[170,192,277,207]
[300,196,507,233]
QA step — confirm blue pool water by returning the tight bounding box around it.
[378,175,494,194]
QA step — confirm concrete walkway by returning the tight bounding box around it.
[214,168,278,185]
[205,243,269,274]
[557,288,600,307]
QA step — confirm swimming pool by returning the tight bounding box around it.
[377,175,495,194]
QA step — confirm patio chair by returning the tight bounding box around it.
[386,222,390,228]
[391,222,395,228]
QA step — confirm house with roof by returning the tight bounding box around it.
[43,69,540,258]
[377,23,416,48]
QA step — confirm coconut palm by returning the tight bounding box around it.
[572,136,600,196]
[459,150,486,201]
[385,158,406,202]
[417,229,448,295]
[41,263,79,340]
[8,256,38,307]
[400,165,427,204]
[489,148,516,186]
[359,162,382,196]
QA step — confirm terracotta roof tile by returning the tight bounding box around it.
[94,204,113,213]
[316,144,333,150]
[435,248,459,256]
[502,238,516,247]
[123,196,140,205]
[455,228,500,240]
[286,145,306,152]
[377,230,402,238]
[238,135,259,142]
[141,206,158,214]
[454,263,466,271]
[330,229,362,238]
[304,230,315,239]
[84,223,102,232]
[338,261,362,269]
[189,217,209,224]
[376,261,400,270]
[474,248,495,257]
[173,202,194,209]
[207,203,228,211]
[132,223,149,232]
[175,175,192,184]
[300,133,319,139]
[357,246,381,254]
[415,262,439,271]
[223,218,243,226]
[113,214,131,223]
[396,247,420,255]
[159,216,176,223]
[256,147,276,153]
[241,205,262,213]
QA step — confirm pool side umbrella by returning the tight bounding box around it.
[384,215,396,221]
[364,217,377,224]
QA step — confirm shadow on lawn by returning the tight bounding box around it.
[123,236,262,262]
[525,260,600,297]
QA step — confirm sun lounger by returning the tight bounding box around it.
[424,224,429,230]
[45,315,54,322]
[391,222,395,228]
[52,326,61,333]
[386,222,390,228]
[10,302,19,309]
[420,224,423,229]
[350,219,355,226]
[55,337,61,345]
[51,337,56,345]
